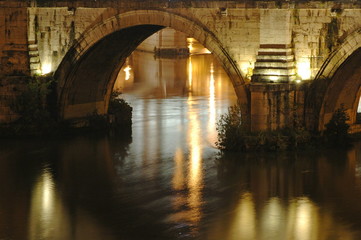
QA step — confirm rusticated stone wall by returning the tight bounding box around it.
[0,4,29,122]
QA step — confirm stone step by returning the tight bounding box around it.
[28,44,38,50]
[253,68,296,76]
[256,55,294,61]
[30,63,40,70]
[30,56,40,63]
[252,74,297,83]
[258,48,293,53]
[255,61,295,68]
[29,50,39,57]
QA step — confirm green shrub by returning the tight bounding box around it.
[216,104,243,151]
[108,92,132,133]
[216,104,313,152]
[8,75,58,136]
[0,78,133,138]
[324,104,350,146]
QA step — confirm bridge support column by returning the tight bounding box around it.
[250,83,305,132]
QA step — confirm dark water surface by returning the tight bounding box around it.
[1,54,361,239]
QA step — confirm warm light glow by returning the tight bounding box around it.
[269,76,279,82]
[297,61,311,80]
[188,42,193,52]
[172,148,185,191]
[296,79,302,84]
[229,192,256,239]
[261,197,284,237]
[208,63,216,142]
[41,63,52,75]
[240,62,254,80]
[288,197,319,240]
[203,49,211,54]
[29,168,57,240]
[187,95,203,224]
[187,37,211,54]
[188,57,193,91]
[124,65,131,81]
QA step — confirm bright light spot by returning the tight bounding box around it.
[294,197,316,238]
[41,171,54,211]
[188,42,194,52]
[230,192,256,239]
[204,49,211,54]
[172,148,185,191]
[186,95,203,224]
[124,65,131,81]
[188,58,193,91]
[296,79,302,84]
[240,62,254,81]
[29,167,57,240]
[262,197,283,236]
[269,76,279,82]
[297,61,311,80]
[208,63,216,141]
[41,63,52,75]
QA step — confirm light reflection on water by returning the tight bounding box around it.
[29,167,56,240]
[1,53,361,239]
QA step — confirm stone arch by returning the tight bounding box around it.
[55,10,248,120]
[308,29,361,131]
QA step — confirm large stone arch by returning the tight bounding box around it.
[55,9,248,120]
[308,29,361,131]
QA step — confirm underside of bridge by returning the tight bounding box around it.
[54,9,249,122]
[56,25,165,119]
[317,47,361,131]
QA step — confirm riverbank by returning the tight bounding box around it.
[216,104,354,152]
[0,75,132,138]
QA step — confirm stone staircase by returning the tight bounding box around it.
[252,44,296,83]
[28,40,41,75]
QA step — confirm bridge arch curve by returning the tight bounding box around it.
[55,9,248,120]
[309,29,361,131]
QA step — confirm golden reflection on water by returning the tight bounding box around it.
[173,148,185,191]
[228,192,256,240]
[188,57,193,92]
[187,95,203,225]
[289,197,318,240]
[208,63,217,144]
[28,168,63,240]
[261,197,284,239]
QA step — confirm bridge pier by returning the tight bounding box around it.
[249,83,306,132]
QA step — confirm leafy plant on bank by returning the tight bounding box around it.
[216,104,312,152]
[216,103,354,152]
[1,77,133,137]
[84,91,132,135]
[216,104,243,151]
[323,104,350,146]
[9,75,58,136]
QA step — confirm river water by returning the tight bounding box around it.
[1,53,361,240]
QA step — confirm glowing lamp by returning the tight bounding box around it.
[41,63,52,75]
[124,65,131,81]
[297,61,311,80]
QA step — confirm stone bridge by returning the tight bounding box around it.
[1,0,361,132]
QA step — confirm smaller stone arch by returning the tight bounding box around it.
[55,9,249,121]
[310,28,361,131]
